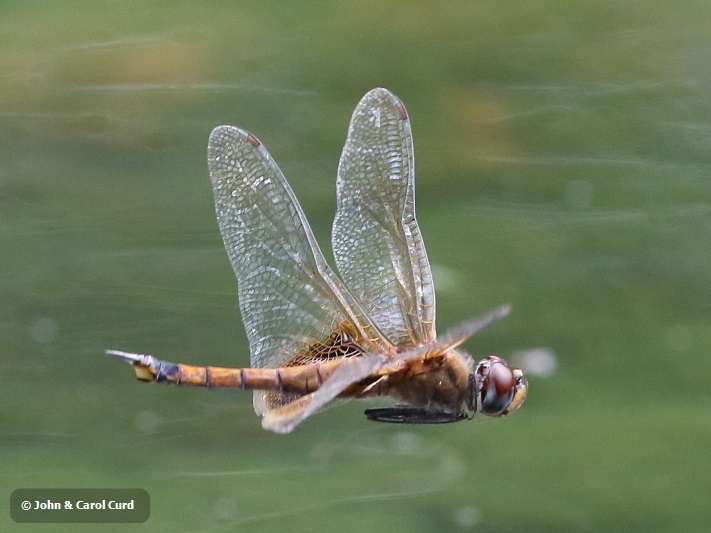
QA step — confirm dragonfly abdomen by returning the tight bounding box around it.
[106,350,338,394]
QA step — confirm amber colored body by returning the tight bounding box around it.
[124,347,473,415]
[348,350,471,412]
[107,89,529,433]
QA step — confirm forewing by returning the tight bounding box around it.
[208,126,390,378]
[391,305,511,365]
[333,88,435,347]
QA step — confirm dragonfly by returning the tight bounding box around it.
[107,88,527,434]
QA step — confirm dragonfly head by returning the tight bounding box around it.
[472,356,527,416]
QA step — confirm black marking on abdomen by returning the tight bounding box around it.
[205,367,212,388]
[276,369,284,391]
[155,360,181,383]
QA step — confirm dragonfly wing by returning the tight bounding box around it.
[333,88,435,348]
[208,126,392,414]
[390,305,511,365]
[262,354,386,433]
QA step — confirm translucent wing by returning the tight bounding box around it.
[262,354,386,434]
[208,126,393,414]
[333,88,435,347]
[390,305,511,364]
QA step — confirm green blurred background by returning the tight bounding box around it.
[2,1,710,531]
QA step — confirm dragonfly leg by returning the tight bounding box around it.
[364,406,467,424]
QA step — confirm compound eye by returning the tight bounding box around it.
[489,361,515,394]
[481,361,516,416]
